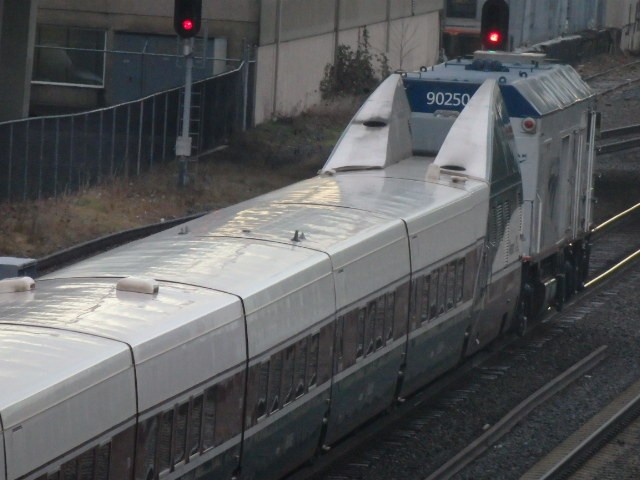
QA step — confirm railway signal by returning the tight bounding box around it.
[174,0,202,38]
[481,0,509,50]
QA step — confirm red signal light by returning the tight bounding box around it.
[488,31,501,45]
[174,0,202,38]
[182,19,194,31]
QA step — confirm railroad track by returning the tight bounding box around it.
[584,59,640,96]
[294,203,640,480]
[522,376,640,479]
[596,124,640,155]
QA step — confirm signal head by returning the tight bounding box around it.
[174,0,202,39]
[481,0,509,51]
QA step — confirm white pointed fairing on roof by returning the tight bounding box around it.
[434,79,498,182]
[321,74,412,173]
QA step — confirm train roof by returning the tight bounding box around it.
[0,278,246,411]
[403,52,594,118]
[0,323,134,429]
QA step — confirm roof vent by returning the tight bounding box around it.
[441,164,466,172]
[116,276,159,295]
[451,176,467,185]
[0,277,35,294]
[427,164,441,181]
[363,119,387,128]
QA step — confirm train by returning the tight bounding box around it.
[0,50,597,480]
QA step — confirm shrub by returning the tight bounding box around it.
[320,27,389,99]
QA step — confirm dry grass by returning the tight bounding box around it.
[0,97,361,258]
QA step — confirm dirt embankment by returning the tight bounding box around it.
[0,98,361,258]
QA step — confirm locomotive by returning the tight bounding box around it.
[0,51,596,480]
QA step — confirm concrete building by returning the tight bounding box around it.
[254,0,444,123]
[30,0,256,115]
[0,0,38,122]
[605,0,640,52]
[26,0,444,122]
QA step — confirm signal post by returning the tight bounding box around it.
[174,0,202,187]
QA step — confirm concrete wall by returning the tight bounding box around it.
[255,0,443,124]
[605,0,640,52]
[38,0,259,59]
[0,0,38,121]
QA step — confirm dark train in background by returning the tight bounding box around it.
[0,50,597,480]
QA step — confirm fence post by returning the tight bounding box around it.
[242,43,250,132]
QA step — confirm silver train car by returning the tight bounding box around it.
[0,51,595,480]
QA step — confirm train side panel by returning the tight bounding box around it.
[0,431,4,480]
[520,104,592,258]
[241,254,335,480]
[400,194,488,396]
[130,296,246,480]
[0,325,136,480]
[324,221,410,445]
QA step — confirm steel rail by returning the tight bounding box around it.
[423,346,608,480]
[599,123,640,139]
[585,248,640,288]
[596,136,640,154]
[591,202,640,235]
[523,377,640,480]
[583,60,640,82]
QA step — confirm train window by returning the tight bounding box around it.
[429,270,439,318]
[202,386,216,450]
[173,402,189,465]
[438,266,447,314]
[60,458,77,480]
[318,323,335,385]
[364,302,376,356]
[375,296,385,349]
[95,443,110,480]
[157,409,174,474]
[307,333,319,387]
[447,262,457,310]
[281,345,296,406]
[77,449,94,480]
[47,472,60,480]
[356,308,366,358]
[465,248,479,300]
[294,337,308,397]
[188,395,204,456]
[385,291,395,341]
[341,309,358,368]
[268,351,283,413]
[456,258,465,303]
[489,207,498,247]
[135,416,157,479]
[334,316,345,373]
[393,283,410,340]
[409,277,422,331]
[215,372,245,445]
[255,361,270,420]
[421,275,431,323]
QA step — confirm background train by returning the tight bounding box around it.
[0,50,596,480]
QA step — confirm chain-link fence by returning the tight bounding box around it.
[0,60,253,202]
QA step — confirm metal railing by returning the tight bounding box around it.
[0,60,254,203]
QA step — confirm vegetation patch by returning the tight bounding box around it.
[320,27,390,99]
[0,100,359,258]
